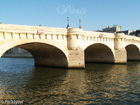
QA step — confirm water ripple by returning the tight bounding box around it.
[0,58,140,104]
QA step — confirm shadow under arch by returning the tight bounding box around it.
[85,43,115,63]
[2,42,68,68]
[125,44,140,61]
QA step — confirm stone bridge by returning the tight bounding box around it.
[0,24,140,68]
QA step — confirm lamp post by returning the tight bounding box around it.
[79,19,81,29]
[66,17,70,29]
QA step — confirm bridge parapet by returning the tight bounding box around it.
[124,35,140,42]
[0,24,68,44]
[0,24,67,33]
[115,33,140,49]
[84,31,114,42]
[0,32,68,43]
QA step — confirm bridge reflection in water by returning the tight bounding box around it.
[0,58,140,104]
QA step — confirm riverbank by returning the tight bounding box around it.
[2,53,32,58]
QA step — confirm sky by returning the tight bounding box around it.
[0,0,140,31]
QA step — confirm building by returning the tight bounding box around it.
[101,25,121,33]
[130,30,140,36]
[117,30,131,35]
[101,25,132,35]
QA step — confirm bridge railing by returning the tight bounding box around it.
[0,31,68,41]
[83,31,115,42]
[121,35,140,44]
[0,24,68,42]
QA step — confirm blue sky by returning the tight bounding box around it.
[0,0,140,31]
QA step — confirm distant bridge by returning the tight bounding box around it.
[0,24,140,68]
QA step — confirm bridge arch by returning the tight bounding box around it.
[85,43,115,63]
[125,44,140,61]
[0,40,68,68]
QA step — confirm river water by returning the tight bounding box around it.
[0,58,140,104]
